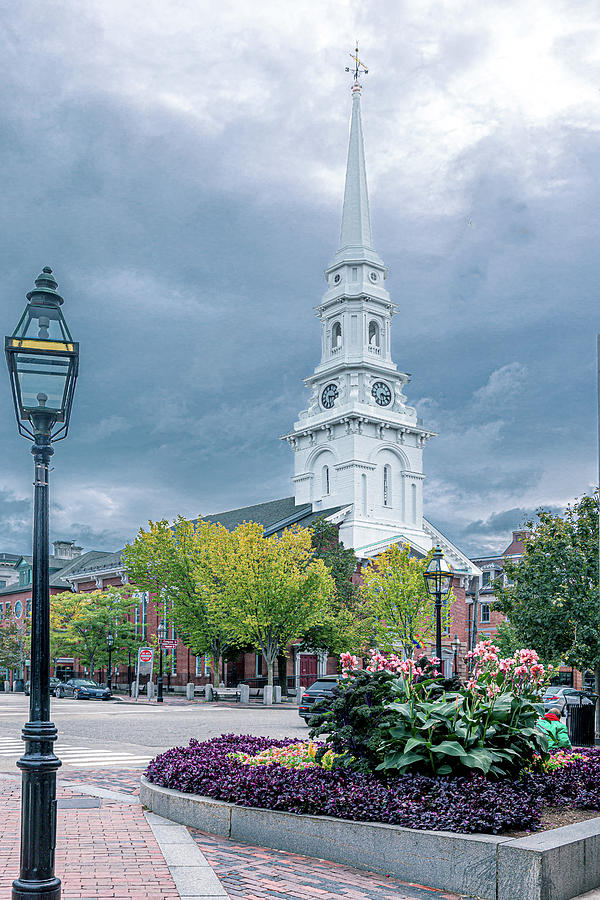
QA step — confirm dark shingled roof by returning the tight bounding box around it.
[64,497,345,582]
[0,550,112,595]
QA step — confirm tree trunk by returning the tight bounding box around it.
[267,658,274,687]
[277,653,287,696]
[595,665,600,742]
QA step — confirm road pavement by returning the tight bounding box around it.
[0,692,308,772]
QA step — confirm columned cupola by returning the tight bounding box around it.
[282,51,435,555]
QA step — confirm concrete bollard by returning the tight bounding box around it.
[186,683,195,701]
[263,685,273,706]
[4,682,10,692]
[147,681,155,700]
[239,683,250,704]
[296,686,304,704]
[273,685,282,704]
[205,684,213,702]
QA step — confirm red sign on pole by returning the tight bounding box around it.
[139,648,153,663]
[160,639,178,650]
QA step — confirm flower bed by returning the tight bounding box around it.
[145,734,544,834]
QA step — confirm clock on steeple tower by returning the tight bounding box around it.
[282,49,435,555]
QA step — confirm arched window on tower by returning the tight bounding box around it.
[383,464,392,507]
[322,465,330,496]
[331,321,342,352]
[368,320,380,352]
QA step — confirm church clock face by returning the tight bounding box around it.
[321,383,339,409]
[372,381,392,407]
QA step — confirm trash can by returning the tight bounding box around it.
[567,704,595,747]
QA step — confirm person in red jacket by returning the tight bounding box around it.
[537,707,572,750]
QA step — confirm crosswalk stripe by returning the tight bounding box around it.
[0,735,152,767]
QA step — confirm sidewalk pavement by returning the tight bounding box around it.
[1,768,597,900]
[0,769,472,900]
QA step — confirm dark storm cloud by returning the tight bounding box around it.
[0,1,598,559]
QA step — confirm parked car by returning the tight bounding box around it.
[543,687,597,715]
[24,676,62,696]
[299,675,340,724]
[55,678,112,701]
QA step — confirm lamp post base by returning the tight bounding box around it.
[12,877,61,899]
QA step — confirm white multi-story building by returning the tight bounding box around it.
[282,75,475,574]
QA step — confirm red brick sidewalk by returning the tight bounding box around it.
[0,776,178,899]
[191,830,470,900]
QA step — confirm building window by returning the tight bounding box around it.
[322,465,330,496]
[331,321,342,350]
[480,604,490,624]
[26,599,31,616]
[134,606,139,636]
[383,464,391,507]
[368,320,380,347]
[14,601,23,619]
[204,655,211,677]
[255,653,263,677]
[195,656,202,677]
[482,571,490,587]
[5,603,10,617]
[0,580,5,589]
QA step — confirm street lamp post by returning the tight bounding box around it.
[157,621,165,703]
[451,634,461,676]
[423,546,453,664]
[5,267,79,900]
[106,631,114,691]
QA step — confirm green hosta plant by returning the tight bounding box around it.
[379,641,551,779]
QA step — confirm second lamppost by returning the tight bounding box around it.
[451,634,461,676]
[424,546,453,664]
[157,621,165,703]
[106,631,114,691]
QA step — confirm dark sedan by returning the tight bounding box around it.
[24,676,62,696]
[55,678,112,700]
[299,675,340,724]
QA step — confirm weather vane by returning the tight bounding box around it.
[345,41,368,81]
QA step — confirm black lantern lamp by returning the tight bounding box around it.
[157,621,166,704]
[6,267,78,442]
[107,631,114,691]
[424,546,452,663]
[6,267,79,900]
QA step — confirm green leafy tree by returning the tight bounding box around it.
[360,543,450,656]
[0,618,31,676]
[496,493,600,735]
[225,522,334,686]
[123,517,241,684]
[50,588,138,677]
[300,518,375,656]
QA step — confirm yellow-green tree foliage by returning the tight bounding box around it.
[361,544,451,655]
[50,588,138,675]
[123,516,240,683]
[224,522,334,686]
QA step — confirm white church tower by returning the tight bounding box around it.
[282,60,436,556]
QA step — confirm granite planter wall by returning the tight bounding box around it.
[140,777,600,900]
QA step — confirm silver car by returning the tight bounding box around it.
[543,687,596,715]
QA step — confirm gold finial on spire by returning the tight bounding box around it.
[345,41,368,82]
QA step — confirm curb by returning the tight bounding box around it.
[140,777,600,900]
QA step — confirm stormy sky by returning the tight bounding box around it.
[1,0,599,558]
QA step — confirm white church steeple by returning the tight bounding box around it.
[282,53,436,556]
